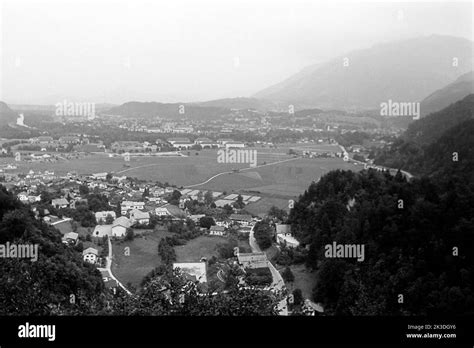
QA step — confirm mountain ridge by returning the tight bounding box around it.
[254,35,473,110]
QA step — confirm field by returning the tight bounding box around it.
[111,229,173,288]
[174,235,228,262]
[3,143,362,216]
[52,220,92,238]
[282,263,317,301]
[2,144,353,189]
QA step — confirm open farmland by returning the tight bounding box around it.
[192,157,361,197]
[3,143,361,200]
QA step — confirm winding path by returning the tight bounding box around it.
[98,237,132,295]
[338,144,413,179]
[249,226,288,316]
[185,156,301,188]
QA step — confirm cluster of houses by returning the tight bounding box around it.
[27,135,103,152]
[167,137,246,150]
[302,150,345,159]
[93,215,132,238]
[106,137,246,153]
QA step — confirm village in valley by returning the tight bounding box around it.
[5,161,327,315]
[0,96,405,316]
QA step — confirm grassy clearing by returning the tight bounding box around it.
[111,229,173,288]
[237,238,252,253]
[52,221,72,234]
[52,220,91,238]
[284,263,317,301]
[174,235,228,262]
[245,197,290,217]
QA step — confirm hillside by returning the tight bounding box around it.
[106,101,230,120]
[288,167,474,315]
[192,97,278,112]
[374,94,474,177]
[254,35,473,110]
[0,101,18,125]
[289,96,474,315]
[0,186,105,315]
[420,71,474,116]
[404,94,474,145]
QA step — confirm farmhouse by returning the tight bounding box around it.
[51,198,69,209]
[275,224,299,248]
[230,214,253,226]
[130,209,150,225]
[62,232,79,246]
[277,234,300,248]
[209,225,226,236]
[112,216,132,237]
[83,247,99,264]
[121,201,145,215]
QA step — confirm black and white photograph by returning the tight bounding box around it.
[0,0,473,345]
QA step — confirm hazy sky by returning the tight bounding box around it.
[0,0,472,104]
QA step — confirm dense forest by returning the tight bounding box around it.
[0,186,105,315]
[288,95,474,315]
[374,94,474,178]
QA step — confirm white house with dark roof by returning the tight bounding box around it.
[83,247,99,264]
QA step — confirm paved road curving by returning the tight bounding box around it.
[186,156,301,188]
